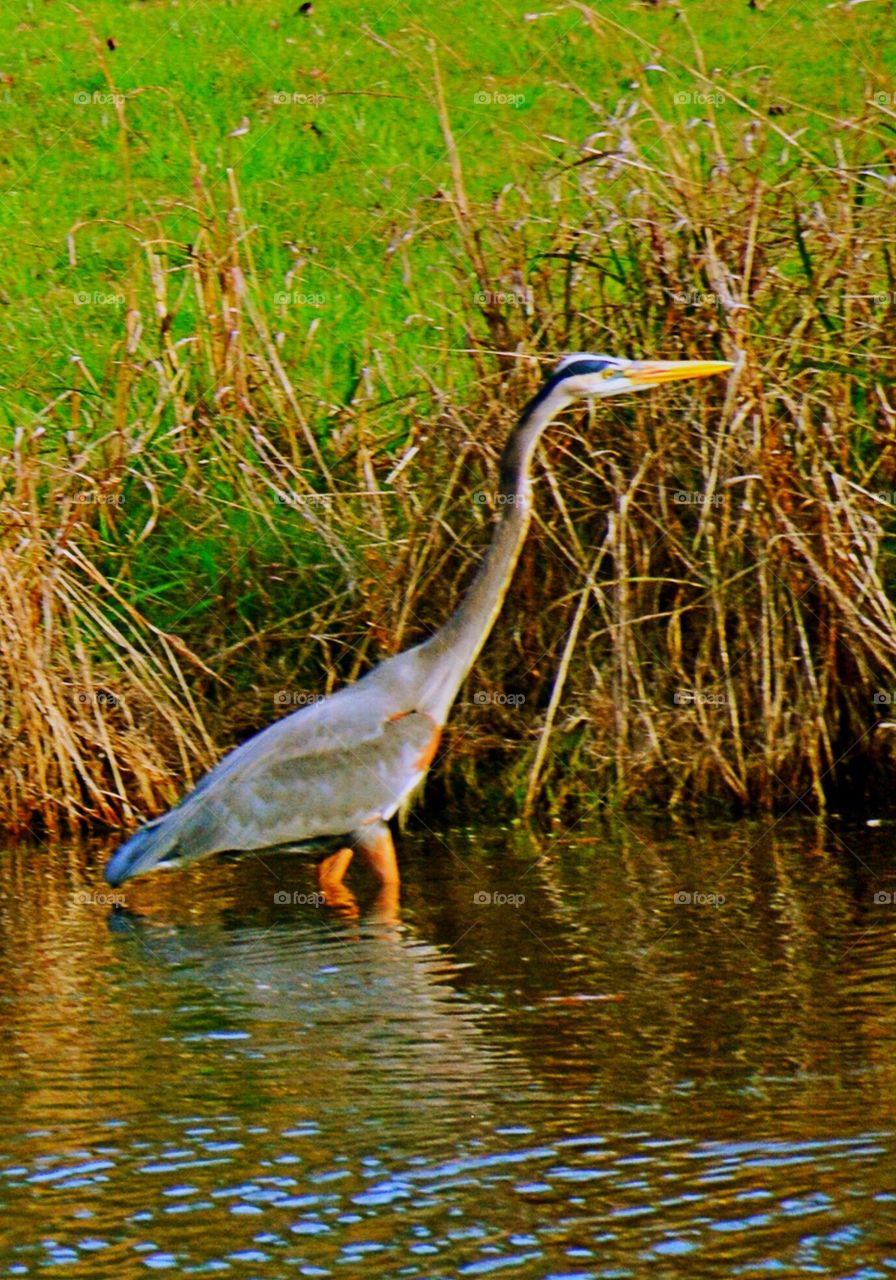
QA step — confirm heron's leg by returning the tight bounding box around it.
[352,822,399,924]
[317,847,355,912]
[354,822,399,886]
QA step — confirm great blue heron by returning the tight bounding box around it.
[105,353,731,899]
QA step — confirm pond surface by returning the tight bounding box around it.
[2,816,896,1278]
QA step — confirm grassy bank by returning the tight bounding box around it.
[2,1,896,832]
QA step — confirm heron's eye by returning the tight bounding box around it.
[601,367,618,378]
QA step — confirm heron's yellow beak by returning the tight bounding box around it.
[625,359,734,386]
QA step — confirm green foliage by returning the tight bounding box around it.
[2,0,895,414]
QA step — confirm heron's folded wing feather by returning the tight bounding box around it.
[181,706,438,854]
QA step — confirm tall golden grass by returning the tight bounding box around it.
[3,59,896,833]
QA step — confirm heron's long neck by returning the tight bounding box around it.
[419,386,568,720]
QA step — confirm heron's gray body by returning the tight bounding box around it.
[105,644,445,883]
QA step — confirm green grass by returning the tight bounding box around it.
[2,0,895,416]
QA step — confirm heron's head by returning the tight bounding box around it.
[546,352,733,402]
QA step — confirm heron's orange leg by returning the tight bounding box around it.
[356,824,399,886]
[355,824,400,924]
[317,846,358,914]
[318,845,354,886]
[317,826,400,921]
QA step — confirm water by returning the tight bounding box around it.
[2,817,896,1277]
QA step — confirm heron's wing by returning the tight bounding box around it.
[191,644,430,795]
[177,672,441,855]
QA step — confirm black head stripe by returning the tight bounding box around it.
[521,357,618,421]
[552,358,614,380]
